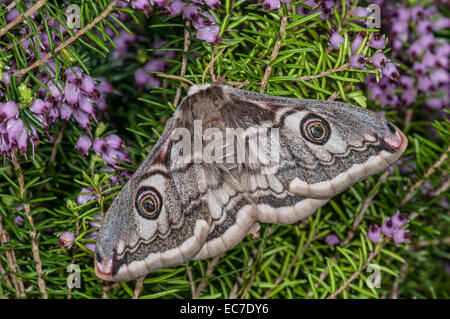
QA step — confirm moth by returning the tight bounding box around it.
[95,84,407,282]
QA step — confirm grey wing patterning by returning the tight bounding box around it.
[95,84,407,281]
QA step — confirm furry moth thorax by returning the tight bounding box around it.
[95,84,407,282]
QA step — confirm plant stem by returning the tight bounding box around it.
[13,154,47,299]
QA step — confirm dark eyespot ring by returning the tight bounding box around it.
[387,122,396,134]
[300,114,331,145]
[135,187,162,220]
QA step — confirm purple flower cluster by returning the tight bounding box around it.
[0,61,116,163]
[328,30,400,83]
[296,0,349,21]
[117,0,222,43]
[366,2,449,112]
[57,231,75,248]
[176,1,221,43]
[367,211,411,246]
[325,234,340,246]
[76,134,130,166]
[0,101,38,163]
[0,0,120,164]
[135,41,176,89]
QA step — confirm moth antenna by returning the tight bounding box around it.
[202,46,227,85]
[156,73,194,86]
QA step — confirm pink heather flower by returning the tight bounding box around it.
[153,0,165,6]
[413,62,426,76]
[102,148,128,166]
[433,17,450,31]
[47,107,59,124]
[325,234,340,246]
[6,8,20,23]
[392,229,411,246]
[204,0,220,10]
[86,231,99,240]
[392,7,410,22]
[183,5,199,22]
[65,83,81,105]
[93,138,107,155]
[369,86,383,101]
[371,52,388,69]
[76,136,92,155]
[367,224,382,243]
[85,243,96,253]
[418,34,435,50]
[135,68,150,88]
[351,31,366,54]
[391,21,408,36]
[295,0,315,15]
[391,211,408,229]
[381,218,396,238]
[0,101,19,121]
[96,77,114,94]
[196,25,220,43]
[1,72,10,84]
[382,62,400,81]
[89,214,102,228]
[408,42,423,60]
[430,69,450,86]
[439,197,449,208]
[39,32,51,50]
[81,75,95,94]
[350,54,367,69]
[132,0,153,16]
[167,0,186,15]
[59,103,73,120]
[410,6,424,21]
[104,134,123,149]
[73,109,90,129]
[77,187,96,205]
[352,6,368,21]
[262,0,280,10]
[193,12,215,29]
[132,0,151,10]
[14,215,24,226]
[145,60,167,72]
[417,77,436,93]
[328,30,344,50]
[400,90,415,106]
[369,33,386,49]
[57,231,75,248]
[29,98,47,114]
[66,67,83,85]
[317,0,334,20]
[417,20,433,36]
[7,118,28,151]
[421,52,438,68]
[399,76,414,91]
[79,97,95,116]
[46,80,64,100]
[425,97,446,110]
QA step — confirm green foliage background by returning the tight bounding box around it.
[0,0,449,299]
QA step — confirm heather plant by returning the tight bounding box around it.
[0,0,448,299]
